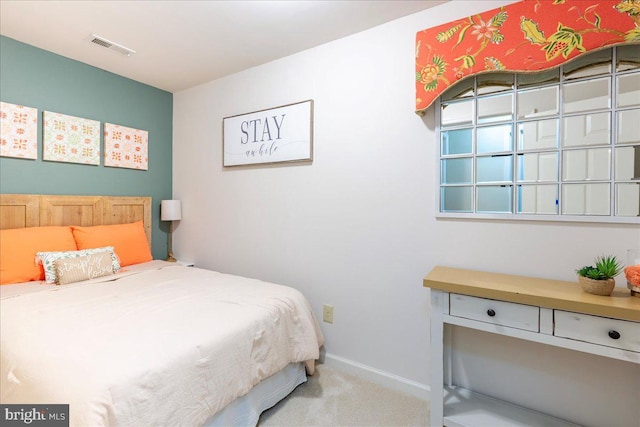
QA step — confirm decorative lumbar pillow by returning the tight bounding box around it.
[0,226,77,285]
[71,221,152,267]
[37,246,121,284]
[55,252,115,285]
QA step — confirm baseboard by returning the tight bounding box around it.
[322,352,430,400]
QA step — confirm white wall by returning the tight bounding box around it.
[173,0,640,415]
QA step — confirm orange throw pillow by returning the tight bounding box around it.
[0,226,77,285]
[71,221,152,267]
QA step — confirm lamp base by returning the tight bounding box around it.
[166,252,177,263]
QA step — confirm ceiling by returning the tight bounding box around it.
[0,0,446,93]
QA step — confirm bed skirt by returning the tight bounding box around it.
[203,362,307,426]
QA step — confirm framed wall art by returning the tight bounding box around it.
[0,101,38,160]
[43,111,100,165]
[104,123,149,170]
[223,99,313,167]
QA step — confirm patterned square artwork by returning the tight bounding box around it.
[0,102,38,159]
[43,111,100,165]
[104,123,148,170]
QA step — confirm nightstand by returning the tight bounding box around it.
[176,260,194,267]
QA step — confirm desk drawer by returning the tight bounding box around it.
[554,311,640,352]
[450,294,540,332]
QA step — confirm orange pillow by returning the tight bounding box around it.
[71,221,152,267]
[0,226,77,285]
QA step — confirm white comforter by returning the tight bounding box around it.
[0,262,324,426]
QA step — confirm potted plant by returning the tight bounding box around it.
[576,255,623,296]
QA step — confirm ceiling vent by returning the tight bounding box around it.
[89,34,136,57]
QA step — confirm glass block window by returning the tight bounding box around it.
[437,46,639,222]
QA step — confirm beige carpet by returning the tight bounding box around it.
[258,364,429,426]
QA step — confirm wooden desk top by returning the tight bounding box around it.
[424,266,640,322]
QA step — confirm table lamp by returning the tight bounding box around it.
[161,200,181,262]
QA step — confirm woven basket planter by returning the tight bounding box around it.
[578,276,615,296]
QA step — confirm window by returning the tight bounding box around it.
[437,46,640,223]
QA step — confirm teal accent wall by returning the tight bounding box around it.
[0,36,173,259]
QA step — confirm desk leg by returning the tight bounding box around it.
[430,290,446,427]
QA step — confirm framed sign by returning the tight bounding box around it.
[223,100,313,167]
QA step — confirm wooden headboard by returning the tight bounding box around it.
[0,194,152,246]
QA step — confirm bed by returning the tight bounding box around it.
[0,194,324,426]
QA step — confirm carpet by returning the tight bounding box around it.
[258,364,429,426]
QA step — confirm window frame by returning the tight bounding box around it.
[435,47,639,224]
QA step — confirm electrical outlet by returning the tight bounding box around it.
[323,304,334,324]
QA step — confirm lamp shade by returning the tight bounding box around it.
[161,200,182,221]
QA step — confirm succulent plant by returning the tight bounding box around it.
[577,255,623,280]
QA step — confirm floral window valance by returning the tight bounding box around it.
[415,0,640,114]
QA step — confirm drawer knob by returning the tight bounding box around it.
[487,309,496,317]
[608,330,621,340]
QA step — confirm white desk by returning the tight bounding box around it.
[424,266,640,427]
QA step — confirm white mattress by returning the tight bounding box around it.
[1,261,323,426]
